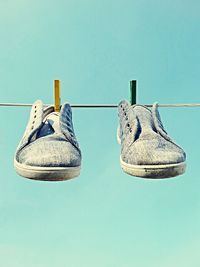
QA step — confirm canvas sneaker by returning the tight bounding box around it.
[117,100,186,178]
[14,100,81,181]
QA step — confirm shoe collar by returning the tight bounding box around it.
[118,99,173,143]
[16,100,80,153]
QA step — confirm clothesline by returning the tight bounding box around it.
[0,103,200,108]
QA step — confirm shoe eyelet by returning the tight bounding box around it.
[34,115,36,119]
[66,115,71,121]
[127,123,130,127]
[125,117,128,120]
[129,128,132,133]
[124,112,127,116]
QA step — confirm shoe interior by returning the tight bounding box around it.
[37,109,61,138]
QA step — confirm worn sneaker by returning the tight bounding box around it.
[14,100,81,181]
[117,100,186,178]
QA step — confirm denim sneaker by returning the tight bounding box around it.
[14,100,81,181]
[117,100,186,178]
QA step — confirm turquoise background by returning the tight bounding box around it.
[0,0,200,266]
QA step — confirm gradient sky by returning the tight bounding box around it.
[0,0,200,266]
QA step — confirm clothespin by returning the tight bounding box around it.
[54,80,61,112]
[130,80,137,105]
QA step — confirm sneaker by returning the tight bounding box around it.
[14,100,81,181]
[117,100,186,178]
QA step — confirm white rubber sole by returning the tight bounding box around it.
[120,157,186,179]
[14,160,81,181]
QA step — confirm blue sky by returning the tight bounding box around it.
[0,0,200,266]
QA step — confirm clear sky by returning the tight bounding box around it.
[0,0,200,266]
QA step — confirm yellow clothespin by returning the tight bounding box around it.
[54,80,61,112]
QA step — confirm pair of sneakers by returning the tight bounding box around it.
[14,100,186,181]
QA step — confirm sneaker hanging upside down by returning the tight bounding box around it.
[14,100,81,181]
[117,100,186,179]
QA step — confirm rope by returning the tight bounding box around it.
[0,103,200,108]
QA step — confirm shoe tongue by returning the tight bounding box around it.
[132,105,154,128]
[46,113,60,132]
[37,112,60,138]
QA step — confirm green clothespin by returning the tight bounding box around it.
[130,80,137,105]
